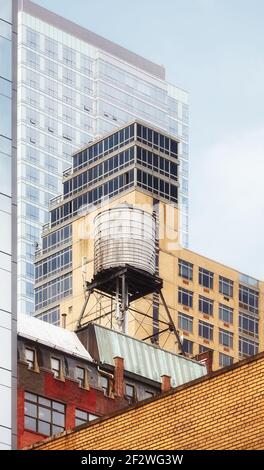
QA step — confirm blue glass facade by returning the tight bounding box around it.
[16,4,189,315]
[49,122,179,228]
[0,0,16,450]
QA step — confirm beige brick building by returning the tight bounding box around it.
[34,121,264,370]
[29,352,264,450]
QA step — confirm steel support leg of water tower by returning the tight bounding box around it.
[76,289,92,330]
[159,290,185,356]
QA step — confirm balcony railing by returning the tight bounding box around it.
[49,194,63,208]
[63,167,73,178]
[43,223,50,233]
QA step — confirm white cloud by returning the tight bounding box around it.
[189,126,264,280]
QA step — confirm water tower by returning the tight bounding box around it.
[76,204,184,354]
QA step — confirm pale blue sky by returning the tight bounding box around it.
[35,0,264,279]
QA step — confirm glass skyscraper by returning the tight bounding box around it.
[14,0,189,316]
[0,0,17,450]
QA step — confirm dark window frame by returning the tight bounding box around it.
[24,391,65,437]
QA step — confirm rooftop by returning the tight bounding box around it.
[18,314,93,362]
[19,0,165,79]
[77,323,207,387]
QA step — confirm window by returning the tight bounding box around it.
[26,28,39,49]
[178,312,193,333]
[198,321,213,341]
[63,46,76,66]
[219,329,233,348]
[27,50,39,69]
[125,384,136,404]
[219,304,233,324]
[182,339,193,355]
[239,337,258,357]
[75,409,99,427]
[144,391,154,399]
[76,366,85,388]
[35,247,72,282]
[199,345,213,354]
[239,285,259,314]
[101,375,110,396]
[24,392,65,436]
[199,296,213,316]
[26,203,39,221]
[62,67,75,86]
[178,287,193,308]
[45,37,58,59]
[219,276,233,297]
[239,312,258,338]
[80,54,93,75]
[37,307,60,326]
[26,185,39,203]
[178,259,193,281]
[35,273,72,310]
[51,357,61,378]
[26,263,34,278]
[219,353,233,368]
[25,348,35,369]
[199,267,213,289]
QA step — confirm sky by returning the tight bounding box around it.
[35,0,264,280]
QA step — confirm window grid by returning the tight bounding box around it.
[178,312,193,333]
[36,307,60,326]
[239,337,258,357]
[41,225,72,255]
[182,339,193,354]
[35,247,72,282]
[125,384,136,404]
[239,312,259,339]
[136,123,178,156]
[73,124,135,171]
[76,366,85,388]
[35,273,72,310]
[219,304,233,324]
[64,148,134,197]
[199,296,213,316]
[178,287,193,308]
[239,285,259,315]
[178,259,193,281]
[136,146,178,181]
[50,171,135,227]
[198,321,213,341]
[219,353,233,368]
[51,357,60,378]
[25,348,35,369]
[137,169,178,203]
[100,375,110,396]
[219,329,233,348]
[24,391,65,437]
[198,267,214,289]
[75,409,99,427]
[219,276,233,297]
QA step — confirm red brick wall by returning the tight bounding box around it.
[18,363,127,449]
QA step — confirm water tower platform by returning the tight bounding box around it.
[85,265,163,301]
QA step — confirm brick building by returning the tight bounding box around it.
[29,351,264,450]
[34,121,264,371]
[17,314,206,448]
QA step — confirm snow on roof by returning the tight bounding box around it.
[17,314,93,362]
